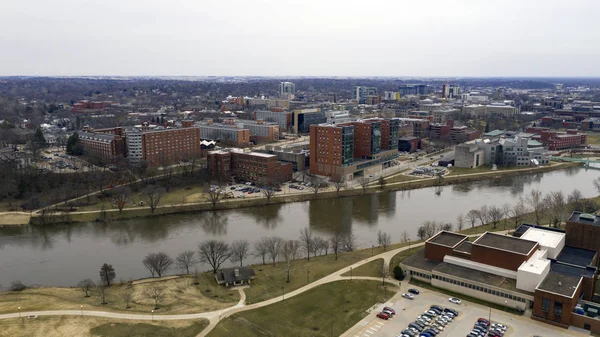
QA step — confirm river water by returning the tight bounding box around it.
[0,166,597,288]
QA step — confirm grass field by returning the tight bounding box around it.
[340,258,384,278]
[207,280,395,337]
[0,275,238,315]
[0,317,208,337]
[586,133,600,145]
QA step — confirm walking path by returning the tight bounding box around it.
[0,230,510,336]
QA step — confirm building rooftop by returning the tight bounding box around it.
[473,232,538,255]
[427,231,467,248]
[568,211,600,226]
[400,248,442,272]
[434,262,530,295]
[453,241,472,254]
[550,261,596,279]
[518,249,550,274]
[520,227,565,249]
[536,271,582,298]
[556,246,598,268]
[484,130,505,137]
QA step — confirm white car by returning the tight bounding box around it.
[449,297,462,304]
[402,293,415,300]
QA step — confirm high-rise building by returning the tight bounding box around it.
[292,108,326,133]
[354,86,378,104]
[398,84,431,96]
[279,82,295,98]
[442,84,460,99]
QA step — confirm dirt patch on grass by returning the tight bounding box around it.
[0,213,30,226]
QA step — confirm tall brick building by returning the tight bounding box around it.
[78,131,126,164]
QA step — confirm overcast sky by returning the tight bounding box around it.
[1,0,599,77]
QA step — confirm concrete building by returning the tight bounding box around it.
[207,148,293,183]
[199,121,251,147]
[486,103,519,116]
[279,82,295,98]
[398,84,430,96]
[324,110,355,125]
[500,135,549,166]
[354,86,378,104]
[255,110,292,131]
[442,84,460,99]
[398,136,421,153]
[454,143,484,168]
[265,142,309,172]
[463,104,487,115]
[225,119,280,144]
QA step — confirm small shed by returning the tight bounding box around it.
[215,267,256,287]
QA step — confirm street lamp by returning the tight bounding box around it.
[151,310,154,321]
[504,300,507,313]
[306,269,310,284]
[281,286,285,301]
[372,244,374,256]
[18,307,21,318]
[80,305,83,316]
[350,267,353,281]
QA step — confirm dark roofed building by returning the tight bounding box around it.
[425,231,468,261]
[473,232,538,255]
[566,212,600,258]
[533,271,583,327]
[215,267,256,287]
[556,246,598,268]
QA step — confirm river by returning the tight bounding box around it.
[0,166,597,288]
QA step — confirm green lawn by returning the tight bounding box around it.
[341,258,384,278]
[409,279,523,316]
[586,133,600,145]
[207,280,395,337]
[91,320,209,337]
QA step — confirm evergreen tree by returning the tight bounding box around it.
[484,123,490,133]
[66,132,83,155]
[33,128,47,148]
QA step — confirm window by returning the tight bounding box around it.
[541,298,550,312]
[554,301,563,316]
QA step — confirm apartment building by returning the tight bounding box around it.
[199,121,251,146]
[78,131,126,163]
[525,127,587,150]
[354,86,378,104]
[207,148,293,183]
[255,110,292,131]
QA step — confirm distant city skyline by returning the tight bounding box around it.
[1,0,599,77]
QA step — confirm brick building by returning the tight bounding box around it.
[525,127,587,150]
[199,121,251,146]
[78,131,125,164]
[207,149,293,183]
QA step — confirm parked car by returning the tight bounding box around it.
[477,318,490,326]
[449,297,462,304]
[402,293,415,299]
[443,308,458,316]
[383,306,396,315]
[376,312,389,320]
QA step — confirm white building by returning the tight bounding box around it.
[486,103,519,116]
[279,82,295,98]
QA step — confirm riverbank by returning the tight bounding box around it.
[29,162,580,225]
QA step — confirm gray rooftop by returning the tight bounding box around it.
[568,211,600,226]
[454,241,473,254]
[536,271,582,298]
[400,248,442,272]
[428,231,467,248]
[473,232,538,255]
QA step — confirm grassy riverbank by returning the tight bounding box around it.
[0,317,208,337]
[29,162,579,226]
[0,275,238,316]
[208,280,395,337]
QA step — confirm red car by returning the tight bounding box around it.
[477,318,490,326]
[376,312,390,320]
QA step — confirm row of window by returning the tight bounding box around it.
[431,274,527,303]
[541,298,563,316]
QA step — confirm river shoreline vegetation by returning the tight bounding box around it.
[26,161,578,226]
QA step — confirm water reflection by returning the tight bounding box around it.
[308,197,353,233]
[237,204,283,230]
[199,212,228,235]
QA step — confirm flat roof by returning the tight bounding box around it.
[473,232,538,255]
[520,227,565,249]
[518,249,550,274]
[434,262,531,296]
[568,211,600,226]
[401,248,442,272]
[550,261,596,279]
[556,246,597,268]
[427,231,467,248]
[536,271,582,298]
[454,241,472,254]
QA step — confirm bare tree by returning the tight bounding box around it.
[280,240,301,283]
[99,263,116,286]
[198,240,231,273]
[78,279,95,297]
[440,223,453,231]
[417,226,427,240]
[358,177,371,194]
[525,189,545,225]
[456,214,465,232]
[122,291,133,309]
[342,232,357,251]
[476,205,489,226]
[331,176,347,195]
[266,236,283,264]
[466,209,478,228]
[98,284,109,304]
[378,176,386,189]
[487,206,503,229]
[501,203,512,230]
[401,230,410,244]
[143,184,166,213]
[175,250,197,275]
[509,197,528,229]
[260,185,277,203]
[230,240,250,266]
[422,221,438,238]
[111,186,132,213]
[253,237,270,265]
[377,230,391,251]
[594,177,600,195]
[145,285,166,309]
[568,189,583,206]
[319,238,329,255]
[330,231,343,260]
[548,191,568,228]
[308,177,325,195]
[299,227,314,260]
[207,185,224,211]
[142,252,173,278]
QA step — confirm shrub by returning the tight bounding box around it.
[393,266,405,281]
[10,281,27,292]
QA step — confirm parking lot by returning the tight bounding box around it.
[342,284,586,337]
